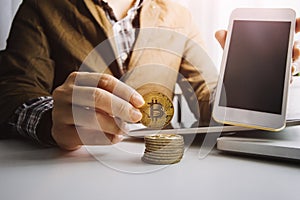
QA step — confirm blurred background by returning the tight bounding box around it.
[1,0,299,67]
[0,0,22,50]
[172,0,300,69]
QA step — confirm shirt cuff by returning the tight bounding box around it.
[9,96,56,146]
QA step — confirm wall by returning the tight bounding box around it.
[0,0,22,50]
[1,0,299,60]
[174,0,300,69]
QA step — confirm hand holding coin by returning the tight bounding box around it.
[139,92,174,129]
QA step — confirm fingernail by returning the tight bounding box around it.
[117,135,125,141]
[130,108,143,122]
[123,123,130,133]
[115,119,130,133]
[132,93,145,107]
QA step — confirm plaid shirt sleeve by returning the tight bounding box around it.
[8,96,57,146]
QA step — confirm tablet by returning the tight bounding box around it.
[213,8,296,131]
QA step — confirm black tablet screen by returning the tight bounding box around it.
[219,20,291,114]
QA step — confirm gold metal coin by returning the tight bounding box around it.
[142,134,184,165]
[143,154,183,161]
[141,156,182,165]
[139,92,174,129]
[145,134,183,141]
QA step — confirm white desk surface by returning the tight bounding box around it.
[1,77,300,200]
[1,126,300,200]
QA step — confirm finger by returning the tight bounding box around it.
[73,72,145,108]
[293,43,300,62]
[292,65,295,74]
[76,127,124,145]
[296,18,300,33]
[72,105,128,135]
[52,125,82,150]
[215,30,227,49]
[54,95,130,133]
[72,86,142,122]
[53,125,124,150]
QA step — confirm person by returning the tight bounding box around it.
[0,0,299,150]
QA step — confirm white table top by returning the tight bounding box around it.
[1,79,300,200]
[1,128,300,200]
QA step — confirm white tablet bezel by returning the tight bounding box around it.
[213,8,296,131]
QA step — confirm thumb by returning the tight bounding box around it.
[296,18,300,33]
[215,30,227,49]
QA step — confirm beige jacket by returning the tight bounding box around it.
[84,0,218,121]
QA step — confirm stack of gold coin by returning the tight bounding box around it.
[142,134,184,165]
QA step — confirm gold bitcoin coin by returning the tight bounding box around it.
[145,134,183,141]
[141,156,182,165]
[139,92,174,129]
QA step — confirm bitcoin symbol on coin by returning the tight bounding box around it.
[149,100,164,121]
[139,92,174,129]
